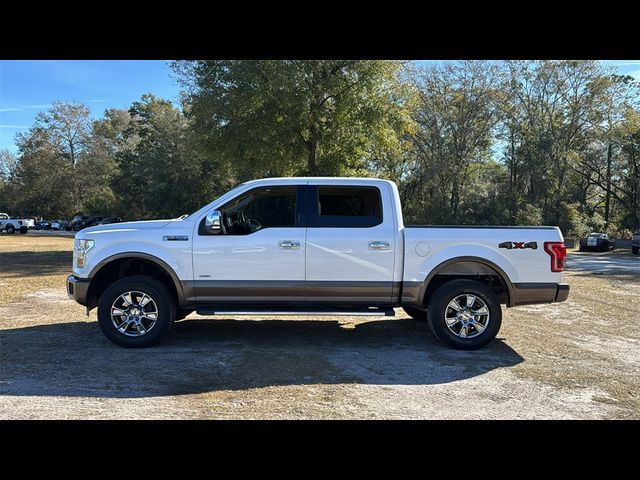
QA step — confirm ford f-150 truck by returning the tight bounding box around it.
[67,177,569,349]
[0,217,30,234]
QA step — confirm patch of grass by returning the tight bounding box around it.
[0,236,74,305]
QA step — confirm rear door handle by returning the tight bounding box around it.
[368,241,390,250]
[279,240,301,249]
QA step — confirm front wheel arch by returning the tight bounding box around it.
[87,254,184,310]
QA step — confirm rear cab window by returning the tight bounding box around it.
[310,186,383,228]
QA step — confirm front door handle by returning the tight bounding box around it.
[368,241,390,250]
[279,240,301,249]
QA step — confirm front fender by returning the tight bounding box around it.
[73,237,193,282]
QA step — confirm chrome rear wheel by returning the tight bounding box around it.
[444,294,490,339]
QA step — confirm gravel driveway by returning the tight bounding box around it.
[567,250,638,275]
[1,237,638,419]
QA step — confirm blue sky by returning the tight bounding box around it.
[0,60,180,153]
[1,60,639,154]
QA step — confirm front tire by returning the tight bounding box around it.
[19,226,27,234]
[6,225,15,234]
[427,279,502,350]
[97,275,176,348]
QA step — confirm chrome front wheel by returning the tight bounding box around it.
[98,275,176,348]
[110,290,159,337]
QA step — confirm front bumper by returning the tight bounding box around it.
[512,283,570,307]
[66,275,91,305]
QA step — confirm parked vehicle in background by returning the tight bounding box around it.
[51,220,69,231]
[0,217,29,234]
[67,177,569,350]
[92,216,122,226]
[35,220,52,230]
[0,213,9,220]
[70,215,91,231]
[632,229,640,255]
[579,233,616,252]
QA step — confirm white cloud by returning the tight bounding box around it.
[0,103,52,112]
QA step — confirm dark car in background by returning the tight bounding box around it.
[92,216,122,226]
[35,220,52,230]
[67,214,123,231]
[579,232,616,252]
[70,215,93,231]
[632,229,640,255]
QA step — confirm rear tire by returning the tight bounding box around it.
[403,306,428,321]
[19,226,27,234]
[97,275,176,348]
[427,279,502,350]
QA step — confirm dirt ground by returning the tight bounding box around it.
[1,234,638,419]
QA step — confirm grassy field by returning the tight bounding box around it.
[1,234,638,419]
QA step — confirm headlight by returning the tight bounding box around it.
[75,239,95,268]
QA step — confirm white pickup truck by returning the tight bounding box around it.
[67,177,569,349]
[0,217,31,234]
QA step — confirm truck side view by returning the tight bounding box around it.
[0,217,30,234]
[67,178,569,349]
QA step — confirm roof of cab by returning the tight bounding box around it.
[241,177,396,187]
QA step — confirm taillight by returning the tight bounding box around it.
[544,241,566,272]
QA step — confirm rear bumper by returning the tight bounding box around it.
[512,283,570,306]
[66,275,91,306]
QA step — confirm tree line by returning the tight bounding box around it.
[1,60,638,237]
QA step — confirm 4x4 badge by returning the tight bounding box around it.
[499,241,538,250]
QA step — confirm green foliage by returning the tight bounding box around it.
[174,60,415,180]
[514,204,543,226]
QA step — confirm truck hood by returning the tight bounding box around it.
[77,219,175,236]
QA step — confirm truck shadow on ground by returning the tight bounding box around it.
[0,318,523,398]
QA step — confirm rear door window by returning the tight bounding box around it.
[312,186,382,228]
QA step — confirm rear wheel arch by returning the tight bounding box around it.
[417,256,514,308]
[87,253,185,310]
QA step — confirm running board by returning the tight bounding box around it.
[196,306,396,317]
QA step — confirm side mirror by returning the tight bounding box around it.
[204,210,223,234]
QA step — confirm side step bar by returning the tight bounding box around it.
[196,306,396,317]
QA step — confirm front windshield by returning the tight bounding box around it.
[178,182,251,222]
